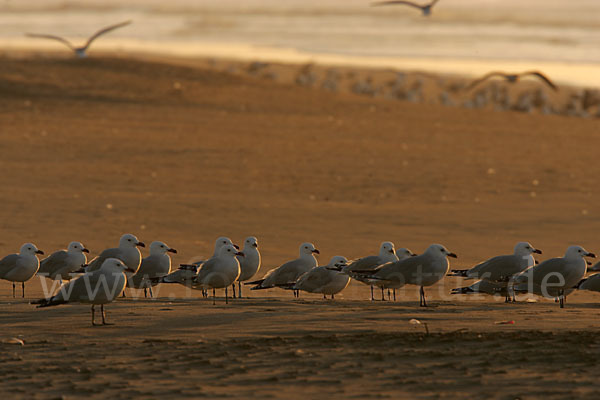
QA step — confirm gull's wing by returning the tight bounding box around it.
[86,247,121,272]
[521,71,558,91]
[345,255,382,272]
[295,267,330,291]
[83,20,132,50]
[467,254,523,282]
[0,254,19,277]
[515,257,568,286]
[25,33,75,50]
[265,258,312,286]
[38,250,69,274]
[579,273,600,291]
[465,71,509,91]
[371,1,423,10]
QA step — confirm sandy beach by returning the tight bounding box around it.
[1,55,600,398]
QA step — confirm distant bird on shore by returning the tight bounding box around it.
[25,20,131,58]
[371,0,439,16]
[466,71,558,92]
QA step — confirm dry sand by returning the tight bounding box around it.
[1,55,600,399]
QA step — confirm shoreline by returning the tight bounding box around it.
[3,39,600,89]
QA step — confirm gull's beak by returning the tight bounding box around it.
[126,266,137,273]
[447,252,458,258]
[82,248,90,253]
[533,248,542,254]
[410,252,417,257]
[136,241,145,248]
[234,244,240,250]
[389,249,394,253]
[326,266,342,271]
[35,250,44,255]
[586,252,596,258]
[236,251,245,257]
[252,243,258,248]
[167,248,177,254]
[312,249,320,254]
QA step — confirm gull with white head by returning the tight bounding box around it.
[290,256,350,299]
[33,258,135,325]
[233,236,261,298]
[449,242,541,302]
[191,244,243,304]
[344,241,399,301]
[356,244,457,307]
[0,243,44,298]
[38,241,89,284]
[247,242,319,297]
[513,245,595,307]
[127,241,177,298]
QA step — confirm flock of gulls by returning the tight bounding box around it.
[1,236,600,325]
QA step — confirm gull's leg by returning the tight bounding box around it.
[393,289,396,302]
[213,288,216,305]
[149,286,153,298]
[225,286,229,304]
[331,294,335,300]
[144,288,148,298]
[12,282,15,298]
[91,305,97,326]
[323,294,326,300]
[22,282,25,298]
[381,287,385,301]
[232,283,236,299]
[101,304,111,325]
[559,290,564,308]
[238,282,243,299]
[420,286,428,307]
[370,285,374,301]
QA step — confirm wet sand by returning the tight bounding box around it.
[1,55,600,398]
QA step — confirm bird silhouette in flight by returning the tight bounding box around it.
[465,71,558,91]
[371,0,439,16]
[26,20,132,58]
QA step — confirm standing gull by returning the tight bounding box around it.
[247,242,319,297]
[233,236,261,299]
[344,242,398,301]
[191,245,243,304]
[465,71,558,92]
[38,241,89,283]
[513,245,595,308]
[0,243,44,298]
[127,241,177,298]
[191,237,239,298]
[290,256,350,299]
[25,20,132,58]
[377,247,416,301]
[33,258,134,326]
[371,0,439,16]
[450,242,541,302]
[358,244,457,307]
[85,233,145,274]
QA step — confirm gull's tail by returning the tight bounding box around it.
[448,269,469,277]
[31,296,66,308]
[451,286,474,294]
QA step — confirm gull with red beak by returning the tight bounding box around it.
[38,241,89,284]
[0,243,44,298]
[247,242,319,297]
[32,258,135,326]
[190,244,243,304]
[343,242,399,301]
[354,244,457,307]
[127,241,177,298]
[449,242,541,302]
[84,233,145,275]
[513,245,595,308]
